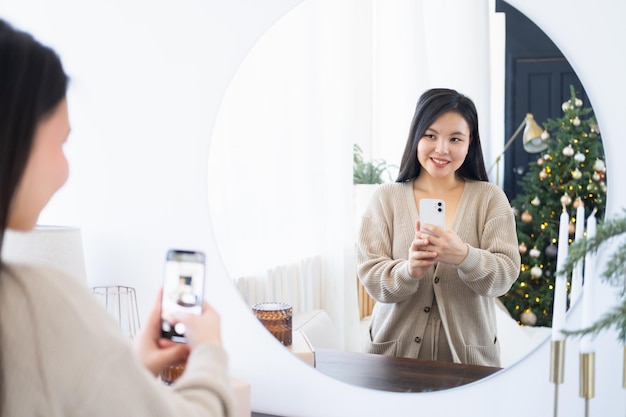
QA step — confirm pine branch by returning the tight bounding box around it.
[562,210,626,275]
[562,297,626,344]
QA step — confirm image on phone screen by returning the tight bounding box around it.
[160,250,205,343]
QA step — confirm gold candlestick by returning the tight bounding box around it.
[579,352,595,417]
[550,340,566,417]
[623,346,626,389]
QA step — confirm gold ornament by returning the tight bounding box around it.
[519,242,528,255]
[569,223,575,235]
[573,197,583,209]
[521,211,533,223]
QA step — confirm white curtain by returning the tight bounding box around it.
[207,0,498,351]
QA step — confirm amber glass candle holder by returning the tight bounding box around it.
[252,302,293,346]
[160,363,186,385]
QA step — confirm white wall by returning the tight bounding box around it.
[2,0,625,416]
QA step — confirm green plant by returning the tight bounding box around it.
[353,144,394,184]
[562,210,626,343]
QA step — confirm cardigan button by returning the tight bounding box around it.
[414,336,421,343]
[434,277,440,284]
[423,306,431,313]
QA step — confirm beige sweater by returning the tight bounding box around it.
[0,263,234,417]
[357,180,520,367]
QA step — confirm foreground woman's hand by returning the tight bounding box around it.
[134,289,190,376]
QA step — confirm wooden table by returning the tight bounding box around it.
[252,348,502,415]
[314,348,502,393]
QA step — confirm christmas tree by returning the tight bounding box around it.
[500,85,607,327]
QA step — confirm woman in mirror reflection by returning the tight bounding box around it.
[0,19,233,416]
[357,88,520,367]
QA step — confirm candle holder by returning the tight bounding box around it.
[623,346,626,389]
[92,285,141,339]
[550,339,566,417]
[160,363,186,385]
[252,302,293,346]
[579,352,595,417]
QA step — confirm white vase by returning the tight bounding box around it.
[353,184,380,240]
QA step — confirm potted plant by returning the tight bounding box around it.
[353,144,395,239]
[353,144,394,184]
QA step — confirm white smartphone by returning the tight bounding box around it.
[419,198,446,234]
[160,249,206,343]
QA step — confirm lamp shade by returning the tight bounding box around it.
[2,225,87,284]
[521,113,547,153]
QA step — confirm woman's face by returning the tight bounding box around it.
[8,98,70,230]
[417,110,470,179]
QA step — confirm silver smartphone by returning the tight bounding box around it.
[419,198,446,234]
[160,249,205,343]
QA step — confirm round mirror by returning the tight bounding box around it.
[208,0,603,391]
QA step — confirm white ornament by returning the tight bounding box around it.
[574,152,586,162]
[562,101,570,112]
[573,116,581,126]
[531,196,541,206]
[575,98,583,107]
[562,144,575,157]
[530,265,543,278]
[529,248,541,258]
[520,310,538,326]
[541,130,550,140]
[592,172,600,181]
[572,168,582,180]
[560,193,572,206]
[593,159,606,172]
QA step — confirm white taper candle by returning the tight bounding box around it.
[580,209,597,353]
[570,202,585,302]
[552,206,569,341]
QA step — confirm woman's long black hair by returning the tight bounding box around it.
[0,18,68,411]
[396,88,489,183]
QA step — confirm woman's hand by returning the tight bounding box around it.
[134,289,190,376]
[407,221,439,278]
[418,222,469,266]
[170,303,223,350]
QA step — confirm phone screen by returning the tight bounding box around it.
[160,249,205,343]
